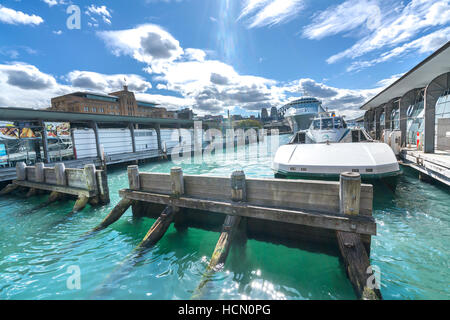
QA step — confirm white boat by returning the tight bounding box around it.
[272,112,401,183]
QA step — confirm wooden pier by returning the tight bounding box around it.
[96,165,381,300]
[0,162,109,213]
[400,148,450,186]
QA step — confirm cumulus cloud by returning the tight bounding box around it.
[0,63,71,108]
[0,5,44,25]
[67,71,152,92]
[239,0,305,28]
[98,24,183,68]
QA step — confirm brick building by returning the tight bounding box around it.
[49,85,176,119]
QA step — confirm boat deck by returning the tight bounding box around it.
[400,148,450,186]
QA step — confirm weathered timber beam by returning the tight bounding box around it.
[336,172,381,300]
[0,184,19,196]
[12,180,95,197]
[118,189,377,236]
[137,206,175,248]
[26,188,37,198]
[93,198,133,231]
[72,195,89,213]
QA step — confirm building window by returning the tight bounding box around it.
[84,107,89,112]
[99,108,104,113]
[92,107,97,113]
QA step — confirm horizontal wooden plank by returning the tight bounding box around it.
[44,168,56,185]
[137,173,373,216]
[13,180,95,197]
[119,189,376,235]
[65,168,87,189]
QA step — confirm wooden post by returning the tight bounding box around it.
[231,170,246,202]
[84,164,97,192]
[55,163,67,186]
[155,124,162,154]
[170,167,184,199]
[129,123,136,153]
[128,165,140,190]
[35,163,45,183]
[336,172,381,300]
[339,172,361,216]
[0,184,19,196]
[96,170,110,204]
[16,162,26,181]
[40,121,50,163]
[26,188,37,198]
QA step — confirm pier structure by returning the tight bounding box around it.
[361,41,450,186]
[0,162,109,213]
[96,165,381,300]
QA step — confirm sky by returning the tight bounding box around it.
[0,0,449,118]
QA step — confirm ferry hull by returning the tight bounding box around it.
[272,142,401,189]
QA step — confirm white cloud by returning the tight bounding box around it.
[0,63,70,108]
[239,0,305,28]
[53,30,62,35]
[0,5,44,25]
[86,5,112,26]
[42,0,58,7]
[98,24,183,68]
[347,26,450,72]
[302,0,381,40]
[322,0,450,64]
[67,71,152,93]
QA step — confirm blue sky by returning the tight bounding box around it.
[0,0,449,118]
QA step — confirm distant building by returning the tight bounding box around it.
[176,108,194,120]
[270,106,278,120]
[49,85,175,118]
[261,108,269,120]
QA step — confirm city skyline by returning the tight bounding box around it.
[0,0,449,118]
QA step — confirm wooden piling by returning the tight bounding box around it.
[0,184,19,195]
[73,195,89,213]
[84,164,97,193]
[336,172,381,300]
[26,188,37,198]
[96,170,110,205]
[93,198,134,231]
[192,171,246,299]
[137,206,175,248]
[128,165,140,191]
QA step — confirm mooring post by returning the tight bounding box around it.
[128,165,140,190]
[337,172,381,300]
[170,167,184,200]
[35,163,45,183]
[84,164,97,192]
[55,163,67,186]
[16,162,26,181]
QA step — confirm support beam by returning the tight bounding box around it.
[375,107,382,140]
[73,195,89,213]
[424,72,450,153]
[55,163,67,186]
[336,172,381,300]
[137,206,175,248]
[155,123,162,154]
[26,188,37,198]
[35,163,45,183]
[129,123,136,153]
[0,184,19,196]
[93,198,133,231]
[91,122,102,160]
[16,162,26,181]
[40,121,50,163]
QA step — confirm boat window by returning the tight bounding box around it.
[334,117,342,128]
[312,120,321,129]
[322,118,333,129]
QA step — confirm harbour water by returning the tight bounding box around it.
[0,135,449,300]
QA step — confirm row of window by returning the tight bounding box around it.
[82,105,120,114]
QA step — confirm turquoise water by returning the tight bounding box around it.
[0,135,449,300]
